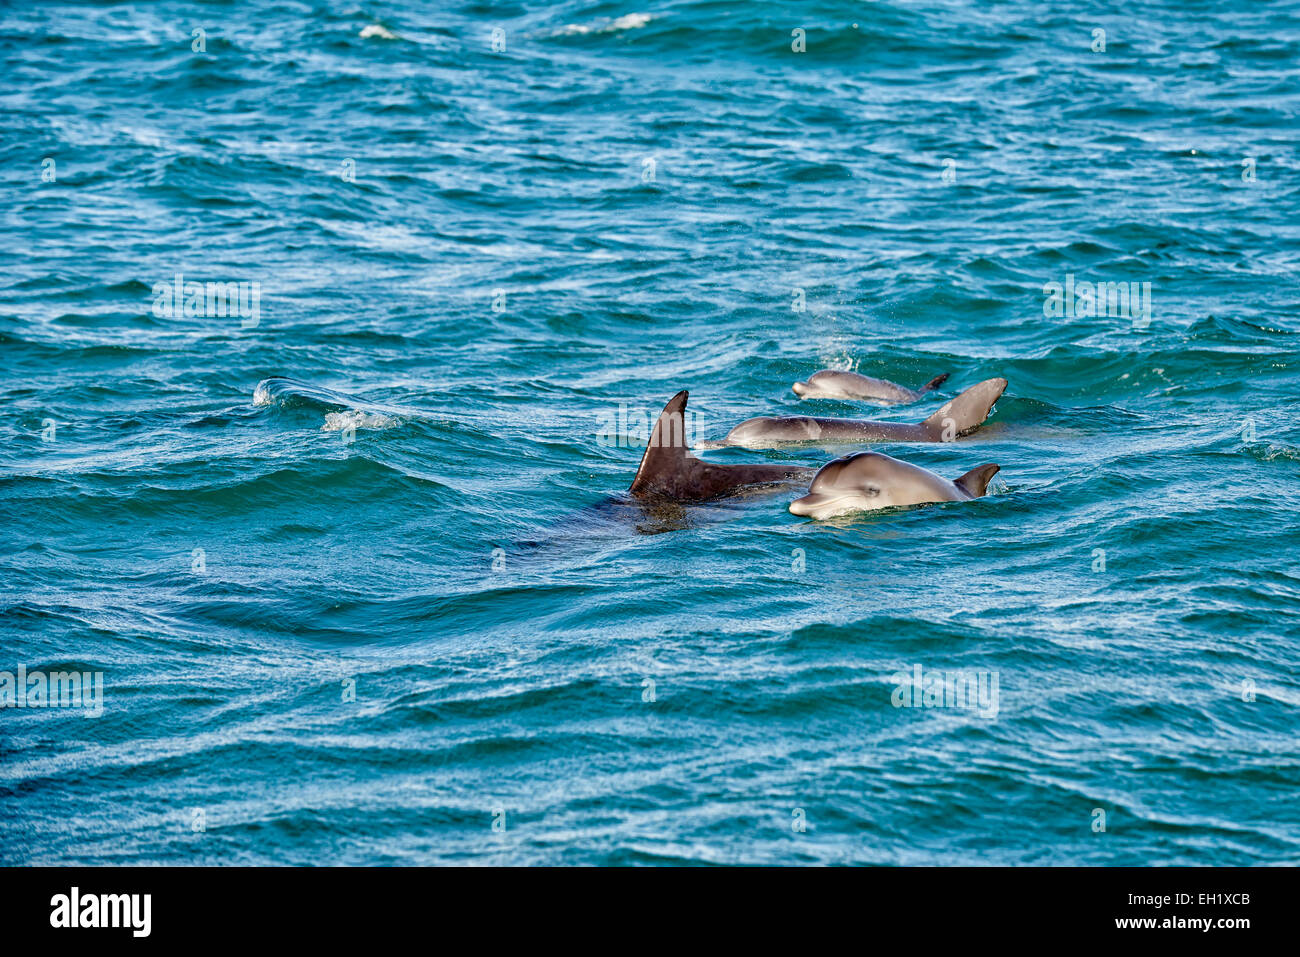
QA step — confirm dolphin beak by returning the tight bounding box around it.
[789,492,836,517]
[792,381,807,396]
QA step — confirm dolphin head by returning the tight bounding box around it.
[789,451,962,519]
[791,370,847,399]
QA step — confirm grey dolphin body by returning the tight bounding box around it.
[789,451,1000,520]
[702,377,1008,450]
[792,369,950,404]
[629,391,815,501]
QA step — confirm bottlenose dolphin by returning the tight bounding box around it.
[629,391,814,501]
[789,451,1000,520]
[701,377,1008,450]
[792,369,950,404]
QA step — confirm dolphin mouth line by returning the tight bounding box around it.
[790,493,862,517]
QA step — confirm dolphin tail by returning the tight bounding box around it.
[919,377,1007,438]
[629,390,691,496]
[919,372,950,393]
[954,463,1000,498]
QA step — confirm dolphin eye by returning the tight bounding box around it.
[865,486,880,496]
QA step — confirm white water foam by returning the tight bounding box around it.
[321,409,400,432]
[559,13,653,36]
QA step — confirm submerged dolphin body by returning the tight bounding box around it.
[629,391,814,501]
[701,377,1008,450]
[252,376,408,427]
[789,451,1000,520]
[792,369,950,404]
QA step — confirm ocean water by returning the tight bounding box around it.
[2,0,1299,866]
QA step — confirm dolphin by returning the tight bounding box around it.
[792,369,950,404]
[629,391,815,501]
[789,451,1000,520]
[701,377,1008,450]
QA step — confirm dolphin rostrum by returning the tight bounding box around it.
[629,391,815,501]
[700,377,1007,450]
[789,451,1001,520]
[792,369,950,404]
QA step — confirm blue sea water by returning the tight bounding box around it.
[2,0,1299,866]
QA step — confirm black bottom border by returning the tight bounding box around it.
[0,865,1284,943]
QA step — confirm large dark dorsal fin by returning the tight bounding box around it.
[629,390,692,497]
[953,463,1000,498]
[627,391,812,501]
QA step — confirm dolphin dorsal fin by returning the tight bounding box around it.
[953,463,1000,498]
[629,390,692,496]
[919,372,950,393]
[920,377,1008,437]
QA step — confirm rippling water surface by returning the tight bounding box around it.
[3,1,1299,865]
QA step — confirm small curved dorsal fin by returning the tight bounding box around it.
[919,372,950,392]
[921,377,1007,436]
[953,463,1000,498]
